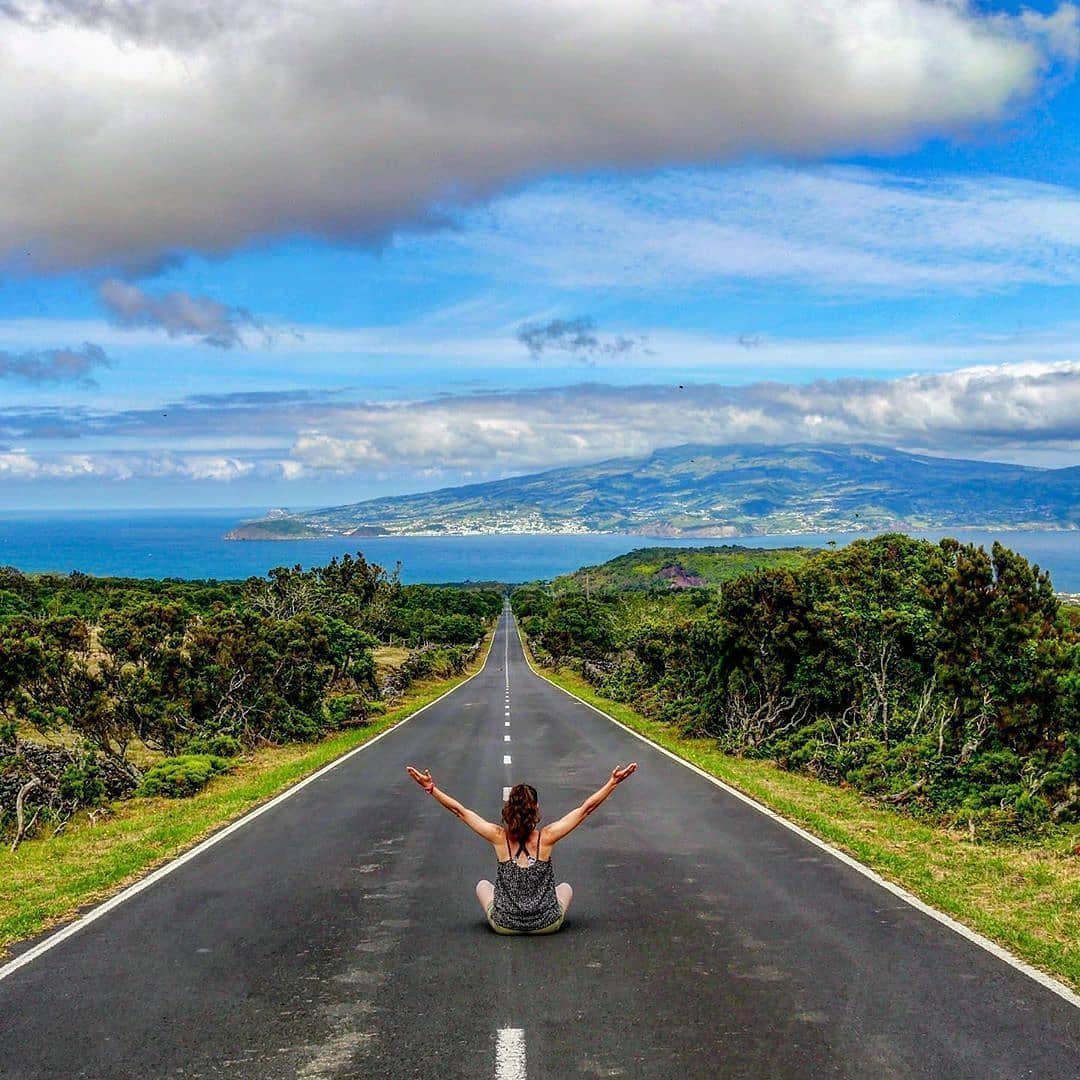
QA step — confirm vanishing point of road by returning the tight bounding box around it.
[1,608,1077,1078]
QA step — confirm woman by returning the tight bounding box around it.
[405,763,638,934]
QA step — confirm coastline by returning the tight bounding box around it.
[3,516,1078,590]
[224,521,1080,541]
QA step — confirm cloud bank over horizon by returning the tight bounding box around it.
[4,362,1079,488]
[2,0,1077,271]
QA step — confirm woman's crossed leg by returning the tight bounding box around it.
[475,879,572,915]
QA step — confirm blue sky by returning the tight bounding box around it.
[1,0,1079,508]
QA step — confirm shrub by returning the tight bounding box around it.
[138,754,232,798]
[325,693,369,728]
[58,758,106,806]
[181,733,243,758]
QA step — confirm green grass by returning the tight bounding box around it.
[0,640,490,957]
[522,644,1080,993]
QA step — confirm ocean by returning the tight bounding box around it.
[0,510,1077,590]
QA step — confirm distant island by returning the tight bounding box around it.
[225,443,1080,540]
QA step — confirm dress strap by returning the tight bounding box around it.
[505,830,512,861]
[536,826,543,861]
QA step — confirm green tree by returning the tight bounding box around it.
[182,611,335,744]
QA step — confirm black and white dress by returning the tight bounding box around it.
[489,828,563,932]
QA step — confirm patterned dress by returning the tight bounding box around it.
[489,828,563,932]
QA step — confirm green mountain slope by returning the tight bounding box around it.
[226,443,1080,538]
[556,545,814,590]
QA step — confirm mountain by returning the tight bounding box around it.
[225,443,1080,539]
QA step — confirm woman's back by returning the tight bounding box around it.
[490,828,562,932]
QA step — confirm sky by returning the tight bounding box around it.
[1,0,1079,509]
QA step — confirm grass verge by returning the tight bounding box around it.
[0,639,490,958]
[527,652,1080,993]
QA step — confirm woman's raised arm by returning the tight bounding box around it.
[405,766,502,842]
[543,763,638,846]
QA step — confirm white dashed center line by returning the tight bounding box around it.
[504,734,511,742]
[502,786,511,801]
[496,1028,526,1080]
[503,755,512,765]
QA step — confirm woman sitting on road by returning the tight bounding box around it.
[405,763,638,934]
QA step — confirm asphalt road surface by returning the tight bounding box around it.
[1,608,1077,1079]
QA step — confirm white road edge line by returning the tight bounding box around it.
[0,624,500,985]
[515,619,1080,1011]
[495,1028,526,1080]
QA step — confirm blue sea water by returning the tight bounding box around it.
[0,509,1077,590]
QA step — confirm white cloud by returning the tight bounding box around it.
[1014,5,1080,62]
[0,450,41,477]
[0,449,279,481]
[426,167,1080,293]
[1,1,1074,270]
[282,361,1080,473]
[15,359,1080,481]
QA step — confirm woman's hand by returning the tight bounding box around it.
[406,765,435,792]
[611,763,638,785]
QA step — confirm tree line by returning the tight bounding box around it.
[1,556,502,843]
[514,535,1080,837]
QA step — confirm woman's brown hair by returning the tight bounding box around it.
[502,783,539,845]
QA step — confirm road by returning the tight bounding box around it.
[1,607,1077,1078]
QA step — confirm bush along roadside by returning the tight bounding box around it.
[0,630,492,956]
[379,640,485,703]
[517,627,1080,993]
[137,754,235,799]
[0,555,503,847]
[514,534,1080,841]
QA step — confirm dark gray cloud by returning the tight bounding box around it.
[0,343,109,385]
[516,317,645,365]
[98,279,259,348]
[1,1,1076,271]
[2,1,250,49]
